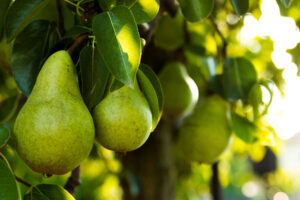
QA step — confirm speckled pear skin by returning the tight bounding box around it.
[177,95,232,164]
[159,62,198,120]
[93,85,152,152]
[13,50,95,175]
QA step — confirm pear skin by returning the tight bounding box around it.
[177,95,232,164]
[93,84,152,153]
[14,50,95,175]
[159,62,199,120]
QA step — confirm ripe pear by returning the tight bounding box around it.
[177,95,232,163]
[13,51,94,175]
[159,62,198,120]
[93,82,152,152]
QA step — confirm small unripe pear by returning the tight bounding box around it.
[177,95,232,163]
[159,62,198,120]
[93,84,152,152]
[14,51,94,175]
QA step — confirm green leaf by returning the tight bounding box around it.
[248,84,263,121]
[137,64,163,131]
[93,5,141,87]
[222,57,257,101]
[0,125,10,148]
[97,0,118,11]
[154,12,184,51]
[0,159,21,200]
[130,0,160,24]
[177,0,214,22]
[63,25,92,39]
[0,95,20,124]
[5,0,50,42]
[0,0,11,40]
[232,113,257,144]
[24,184,74,200]
[11,20,54,96]
[80,45,110,110]
[287,43,300,76]
[230,0,249,16]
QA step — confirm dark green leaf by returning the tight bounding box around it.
[5,0,50,42]
[130,0,160,24]
[0,159,21,200]
[93,5,141,87]
[137,64,163,130]
[177,0,214,22]
[0,0,11,40]
[230,0,249,16]
[80,45,110,109]
[11,20,54,96]
[232,113,257,143]
[222,57,257,101]
[154,12,184,51]
[0,125,10,148]
[97,0,118,11]
[64,25,92,39]
[24,184,74,200]
[0,95,20,123]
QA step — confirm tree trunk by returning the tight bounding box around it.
[120,121,176,200]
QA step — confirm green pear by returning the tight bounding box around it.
[177,95,232,163]
[159,62,198,120]
[93,82,152,152]
[13,50,94,175]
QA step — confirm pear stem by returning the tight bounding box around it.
[64,166,81,195]
[15,176,32,187]
[68,34,89,55]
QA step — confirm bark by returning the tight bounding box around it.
[120,121,176,200]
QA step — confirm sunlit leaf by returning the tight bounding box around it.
[93,5,141,87]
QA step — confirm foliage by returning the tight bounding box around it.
[0,0,299,199]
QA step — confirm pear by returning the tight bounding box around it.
[93,82,152,152]
[13,50,94,175]
[177,95,232,163]
[159,62,198,120]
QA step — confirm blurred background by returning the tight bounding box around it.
[2,0,300,199]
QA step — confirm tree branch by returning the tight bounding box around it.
[67,34,89,54]
[64,166,81,195]
[211,161,222,200]
[56,0,65,36]
[209,16,227,59]
[15,176,32,187]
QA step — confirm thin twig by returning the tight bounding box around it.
[56,0,65,36]
[68,34,89,54]
[64,166,81,195]
[15,176,32,187]
[211,161,222,200]
[209,16,227,59]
